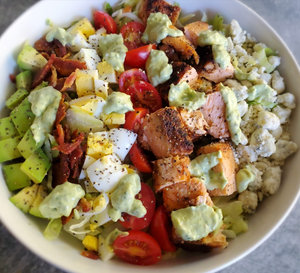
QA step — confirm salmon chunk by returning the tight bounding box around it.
[156,62,198,102]
[162,35,200,64]
[197,46,234,83]
[197,142,237,196]
[200,91,230,139]
[178,108,208,141]
[138,0,181,25]
[184,21,209,48]
[138,107,194,158]
[163,177,213,212]
[153,156,190,192]
[158,44,180,62]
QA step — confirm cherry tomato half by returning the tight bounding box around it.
[124,108,149,133]
[126,81,162,113]
[150,205,177,252]
[120,182,156,230]
[129,142,152,173]
[120,21,146,51]
[113,230,161,265]
[119,68,148,93]
[93,11,117,33]
[125,44,156,68]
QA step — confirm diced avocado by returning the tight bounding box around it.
[20,148,51,184]
[0,136,22,163]
[10,97,35,137]
[17,45,47,72]
[9,184,39,213]
[32,81,48,91]
[15,71,32,91]
[2,163,31,191]
[29,185,48,218]
[17,129,43,159]
[0,117,19,141]
[5,88,29,110]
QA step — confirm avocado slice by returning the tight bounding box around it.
[17,129,43,159]
[20,148,52,184]
[10,97,35,137]
[2,163,31,191]
[9,184,39,213]
[29,185,48,218]
[0,117,19,141]
[0,136,22,163]
[5,88,29,110]
[17,45,47,72]
[15,71,32,91]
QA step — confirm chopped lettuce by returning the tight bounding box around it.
[44,218,63,241]
[212,14,225,34]
[256,48,276,73]
[104,3,113,15]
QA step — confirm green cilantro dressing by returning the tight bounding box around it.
[39,182,85,219]
[236,165,255,193]
[220,84,245,145]
[189,151,228,191]
[198,30,231,69]
[28,86,62,144]
[171,204,223,241]
[106,228,129,252]
[247,84,275,103]
[168,82,206,111]
[103,92,134,114]
[146,49,172,86]
[109,173,146,222]
[141,12,183,44]
[46,27,75,46]
[99,34,128,72]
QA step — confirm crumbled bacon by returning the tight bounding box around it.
[78,198,91,213]
[61,210,74,225]
[54,39,67,57]
[55,100,67,127]
[34,37,55,54]
[9,74,16,83]
[49,66,58,87]
[61,70,78,92]
[53,56,87,76]
[52,153,70,186]
[81,251,99,260]
[52,132,85,154]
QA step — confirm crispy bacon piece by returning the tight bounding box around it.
[61,210,74,225]
[53,124,65,146]
[49,66,58,87]
[52,153,70,186]
[34,37,55,53]
[9,74,16,83]
[41,52,50,60]
[60,70,78,92]
[69,145,84,178]
[31,54,55,88]
[78,198,92,213]
[81,251,99,260]
[64,124,71,143]
[52,132,85,154]
[53,56,87,76]
[55,100,67,127]
[54,39,67,57]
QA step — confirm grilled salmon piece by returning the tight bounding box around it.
[158,44,180,62]
[197,46,234,83]
[162,35,200,64]
[163,177,213,212]
[138,0,181,25]
[153,156,190,192]
[184,21,209,48]
[171,227,228,251]
[156,62,198,102]
[197,142,237,196]
[178,108,208,141]
[138,107,193,158]
[200,91,230,139]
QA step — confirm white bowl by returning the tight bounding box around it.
[0,0,299,272]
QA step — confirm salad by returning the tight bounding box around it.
[1,0,298,266]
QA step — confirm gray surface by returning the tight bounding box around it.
[0,0,299,272]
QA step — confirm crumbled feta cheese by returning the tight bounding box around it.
[272,105,291,124]
[261,166,282,196]
[234,45,248,57]
[277,93,296,109]
[245,33,257,44]
[259,73,272,85]
[226,37,234,52]
[238,190,258,214]
[250,128,276,157]
[237,101,248,117]
[223,79,248,101]
[269,125,283,140]
[247,164,263,191]
[257,111,280,130]
[229,20,246,44]
[271,140,298,162]
[236,145,258,163]
[271,70,285,94]
[268,56,281,68]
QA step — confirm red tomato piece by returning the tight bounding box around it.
[150,205,177,252]
[124,108,149,133]
[120,182,156,230]
[119,68,148,93]
[126,81,162,113]
[120,21,145,51]
[93,11,117,33]
[125,44,156,68]
[113,230,161,265]
[129,142,152,173]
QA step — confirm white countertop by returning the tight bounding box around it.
[0,0,299,272]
